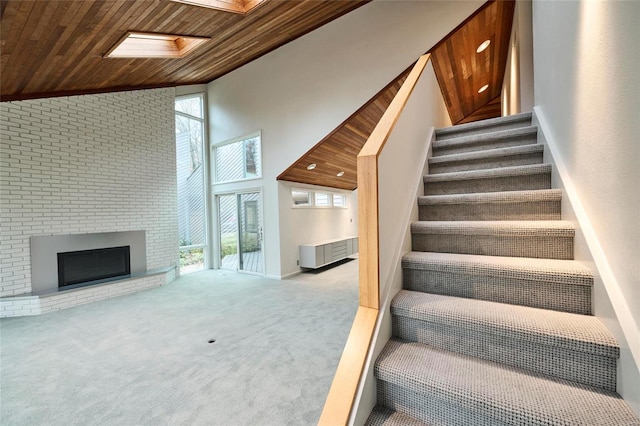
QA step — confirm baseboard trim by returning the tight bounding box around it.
[533,106,640,367]
[265,271,301,280]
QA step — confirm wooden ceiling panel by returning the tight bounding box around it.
[430,0,515,124]
[0,0,370,101]
[277,70,410,191]
[278,1,515,191]
[458,95,502,124]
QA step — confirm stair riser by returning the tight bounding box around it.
[433,133,537,157]
[411,234,574,260]
[435,119,532,142]
[366,406,430,426]
[419,200,561,221]
[402,268,591,314]
[377,380,510,426]
[425,173,551,195]
[429,152,543,174]
[392,316,617,392]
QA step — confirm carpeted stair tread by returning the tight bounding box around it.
[435,112,532,141]
[418,189,561,206]
[368,113,640,423]
[391,290,617,357]
[424,163,550,183]
[401,251,592,287]
[411,220,574,237]
[417,189,562,221]
[411,220,574,259]
[429,144,544,165]
[375,340,639,426]
[432,126,537,156]
[366,405,431,426]
[401,251,592,314]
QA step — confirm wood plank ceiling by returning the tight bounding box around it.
[278,0,516,191]
[0,0,370,101]
[277,68,411,191]
[430,0,515,125]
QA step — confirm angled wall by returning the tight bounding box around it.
[207,0,483,277]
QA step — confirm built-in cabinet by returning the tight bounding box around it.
[299,236,358,269]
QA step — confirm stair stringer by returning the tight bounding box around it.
[533,107,640,417]
[351,131,436,425]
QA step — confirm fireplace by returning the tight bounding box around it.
[30,231,146,295]
[58,246,131,288]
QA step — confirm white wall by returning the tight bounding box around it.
[532,0,640,414]
[207,0,483,277]
[0,88,179,297]
[502,0,534,116]
[278,182,357,278]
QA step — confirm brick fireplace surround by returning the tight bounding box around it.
[1,88,180,317]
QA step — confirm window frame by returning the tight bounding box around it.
[175,93,209,274]
[291,187,349,209]
[211,131,263,185]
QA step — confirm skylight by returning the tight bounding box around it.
[104,32,210,59]
[170,0,266,14]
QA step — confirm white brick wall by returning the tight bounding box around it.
[0,88,179,297]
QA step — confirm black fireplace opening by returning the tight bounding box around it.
[57,246,131,288]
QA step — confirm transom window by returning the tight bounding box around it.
[213,132,262,184]
[291,188,348,208]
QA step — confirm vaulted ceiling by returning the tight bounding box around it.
[278,0,516,190]
[0,0,369,101]
[430,0,515,124]
[277,68,411,191]
[2,0,516,192]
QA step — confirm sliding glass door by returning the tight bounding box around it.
[218,192,263,274]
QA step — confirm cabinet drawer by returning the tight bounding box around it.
[332,240,348,258]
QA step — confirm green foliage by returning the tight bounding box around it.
[242,233,260,253]
[180,248,204,267]
[220,232,260,258]
[221,234,238,257]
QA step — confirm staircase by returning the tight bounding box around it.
[366,113,640,425]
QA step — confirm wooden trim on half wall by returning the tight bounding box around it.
[318,53,431,426]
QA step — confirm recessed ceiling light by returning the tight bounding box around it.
[307,163,316,170]
[478,84,489,94]
[170,0,266,14]
[104,32,209,58]
[336,171,345,177]
[476,39,491,53]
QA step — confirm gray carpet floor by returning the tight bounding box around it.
[0,259,359,426]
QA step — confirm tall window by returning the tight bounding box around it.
[213,132,262,183]
[175,94,207,274]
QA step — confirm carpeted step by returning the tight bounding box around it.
[432,126,537,157]
[418,189,561,221]
[435,112,532,142]
[428,144,544,174]
[411,220,574,260]
[374,340,638,425]
[423,163,551,195]
[391,291,616,390]
[366,405,430,426]
[401,251,592,314]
